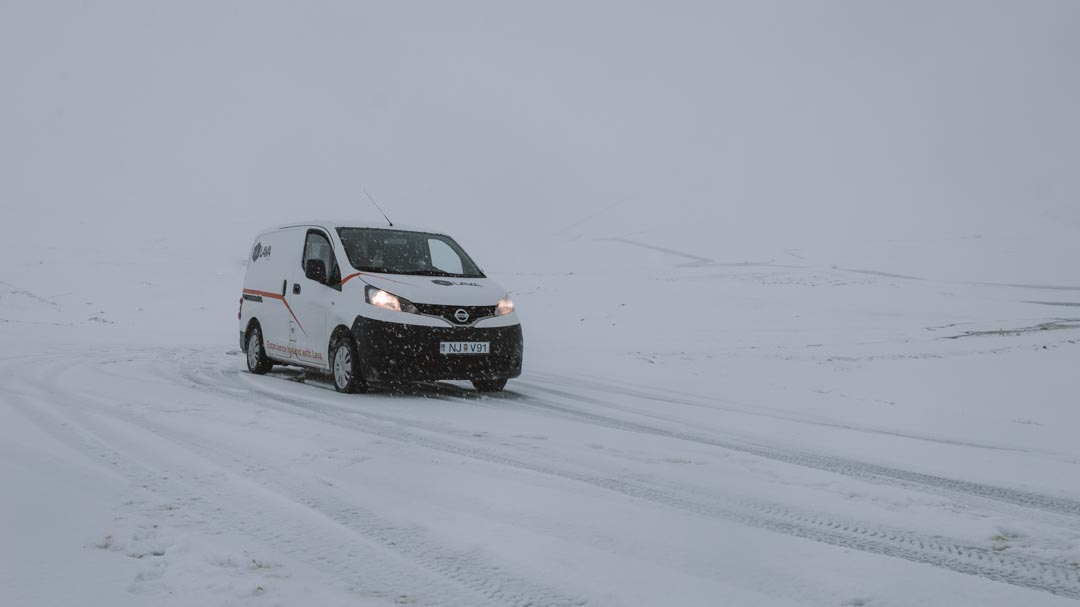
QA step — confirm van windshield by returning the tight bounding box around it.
[336,228,485,278]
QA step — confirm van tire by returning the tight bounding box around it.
[472,378,507,393]
[330,334,367,394]
[245,325,273,375]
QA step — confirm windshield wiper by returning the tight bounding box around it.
[351,267,482,278]
[392,270,468,277]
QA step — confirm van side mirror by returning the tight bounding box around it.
[304,259,328,284]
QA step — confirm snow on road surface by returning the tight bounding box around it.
[5,2,1080,603]
[3,224,1080,606]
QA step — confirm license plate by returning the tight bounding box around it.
[440,341,490,355]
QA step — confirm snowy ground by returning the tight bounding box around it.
[4,2,1080,604]
[3,219,1080,606]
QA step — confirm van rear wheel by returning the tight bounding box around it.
[330,334,367,394]
[472,378,507,393]
[246,326,273,375]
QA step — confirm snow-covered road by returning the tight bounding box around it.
[6,2,1080,602]
[5,335,1079,606]
[4,200,1080,606]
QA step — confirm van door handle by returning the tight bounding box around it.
[293,283,302,295]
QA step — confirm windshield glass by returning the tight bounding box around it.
[336,228,485,278]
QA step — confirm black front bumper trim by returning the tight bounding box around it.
[351,316,523,382]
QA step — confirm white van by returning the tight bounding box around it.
[238,221,522,393]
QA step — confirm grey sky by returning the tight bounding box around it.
[2,1,1077,250]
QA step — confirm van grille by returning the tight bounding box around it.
[414,303,498,326]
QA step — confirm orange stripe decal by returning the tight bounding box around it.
[340,272,411,287]
[281,299,305,335]
[242,288,306,336]
[244,289,283,300]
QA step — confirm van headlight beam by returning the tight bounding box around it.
[495,295,514,317]
[366,286,420,314]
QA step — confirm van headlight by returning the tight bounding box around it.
[495,294,515,316]
[366,286,419,314]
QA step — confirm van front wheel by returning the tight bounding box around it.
[472,378,507,393]
[330,335,367,394]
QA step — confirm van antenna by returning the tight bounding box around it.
[364,189,393,227]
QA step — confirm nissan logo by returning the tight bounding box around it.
[454,309,470,323]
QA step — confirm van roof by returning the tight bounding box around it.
[263,220,445,236]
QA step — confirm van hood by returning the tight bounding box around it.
[353,273,507,306]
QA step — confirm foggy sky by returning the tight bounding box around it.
[2,1,1078,256]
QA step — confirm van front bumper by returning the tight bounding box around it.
[351,316,523,383]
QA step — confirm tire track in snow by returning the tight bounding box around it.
[64,395,588,607]
[3,352,589,607]
[172,358,1080,600]
[4,390,467,606]
[518,372,1040,454]
[495,378,1080,522]
[401,375,1080,532]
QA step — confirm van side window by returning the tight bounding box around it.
[302,232,337,281]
